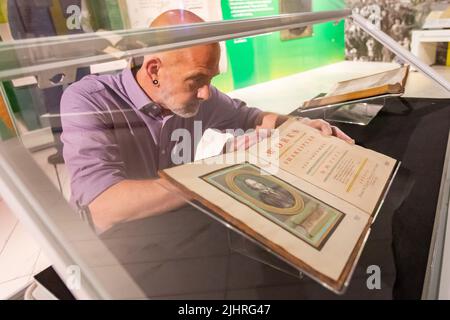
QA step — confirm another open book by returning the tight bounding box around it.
[159,119,399,293]
[302,65,410,109]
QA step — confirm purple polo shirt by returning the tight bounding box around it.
[61,67,262,207]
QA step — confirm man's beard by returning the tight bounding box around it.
[160,90,201,118]
[170,101,200,118]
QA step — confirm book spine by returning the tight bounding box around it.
[85,0,99,30]
[447,43,450,67]
[0,0,12,41]
[303,86,391,109]
[117,0,130,29]
[0,0,7,24]
[104,0,124,30]
[87,0,108,30]
[49,0,68,35]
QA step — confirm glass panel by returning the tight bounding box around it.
[0,0,448,300]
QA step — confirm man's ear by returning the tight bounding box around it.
[143,57,162,80]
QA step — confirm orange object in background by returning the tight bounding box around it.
[0,93,14,130]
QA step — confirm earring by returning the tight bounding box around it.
[152,79,159,86]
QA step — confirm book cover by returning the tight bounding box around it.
[302,66,409,109]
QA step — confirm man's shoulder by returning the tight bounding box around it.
[64,74,116,97]
[204,85,231,105]
[61,73,121,113]
[209,85,224,98]
[205,85,247,109]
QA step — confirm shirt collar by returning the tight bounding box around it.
[121,67,163,118]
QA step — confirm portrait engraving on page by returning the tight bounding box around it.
[202,163,345,250]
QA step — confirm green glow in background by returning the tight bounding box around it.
[213,0,346,92]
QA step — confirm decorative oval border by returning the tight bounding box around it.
[224,170,304,215]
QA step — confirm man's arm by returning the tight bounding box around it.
[204,88,354,151]
[61,83,189,234]
[88,179,188,233]
[88,115,288,233]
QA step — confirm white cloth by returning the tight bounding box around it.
[194,129,234,161]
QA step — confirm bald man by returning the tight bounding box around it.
[61,10,353,233]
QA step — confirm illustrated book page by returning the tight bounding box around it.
[159,119,398,292]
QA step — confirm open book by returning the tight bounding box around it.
[159,118,399,293]
[302,65,409,109]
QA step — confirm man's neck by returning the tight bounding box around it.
[135,68,173,117]
[135,67,155,100]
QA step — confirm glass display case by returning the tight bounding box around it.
[0,1,449,300]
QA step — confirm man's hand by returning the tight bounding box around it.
[226,117,354,153]
[299,118,355,144]
[255,113,355,145]
[225,129,271,152]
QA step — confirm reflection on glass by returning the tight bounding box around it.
[1,0,447,300]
